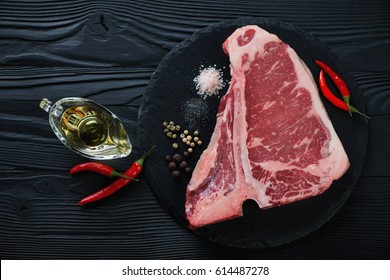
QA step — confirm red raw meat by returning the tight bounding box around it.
[185,25,350,228]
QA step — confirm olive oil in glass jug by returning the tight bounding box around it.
[40,97,132,160]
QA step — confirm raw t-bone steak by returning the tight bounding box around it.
[185,25,350,228]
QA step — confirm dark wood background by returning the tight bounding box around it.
[0,0,389,259]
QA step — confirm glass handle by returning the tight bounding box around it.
[40,98,52,113]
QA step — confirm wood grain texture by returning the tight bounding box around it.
[0,0,389,259]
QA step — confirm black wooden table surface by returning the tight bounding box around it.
[0,0,389,259]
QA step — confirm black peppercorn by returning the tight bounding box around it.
[179,161,187,169]
[172,170,181,179]
[168,161,177,170]
[172,153,182,163]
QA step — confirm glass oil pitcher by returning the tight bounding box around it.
[40,97,132,160]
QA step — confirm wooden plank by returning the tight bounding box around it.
[0,177,388,259]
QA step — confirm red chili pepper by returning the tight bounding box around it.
[70,162,132,179]
[315,60,352,114]
[77,145,155,206]
[318,70,369,118]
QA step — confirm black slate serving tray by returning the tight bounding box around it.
[137,17,368,248]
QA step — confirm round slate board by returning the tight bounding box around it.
[137,17,368,248]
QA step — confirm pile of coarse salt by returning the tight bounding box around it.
[193,66,225,98]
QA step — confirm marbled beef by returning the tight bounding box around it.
[185,25,350,228]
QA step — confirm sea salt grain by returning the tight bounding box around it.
[194,66,225,98]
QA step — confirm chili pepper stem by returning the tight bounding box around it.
[110,170,139,181]
[343,96,352,116]
[136,145,156,166]
[350,106,370,119]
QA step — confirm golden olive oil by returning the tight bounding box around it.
[40,97,132,159]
